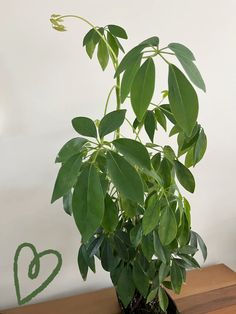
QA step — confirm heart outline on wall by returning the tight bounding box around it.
[14,242,62,305]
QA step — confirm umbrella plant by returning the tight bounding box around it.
[50,14,207,313]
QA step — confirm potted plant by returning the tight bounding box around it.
[50,13,207,313]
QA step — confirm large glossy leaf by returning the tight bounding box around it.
[142,194,160,235]
[107,24,128,39]
[120,55,142,103]
[168,64,199,136]
[72,164,104,242]
[72,117,97,138]
[131,58,155,121]
[99,109,126,138]
[97,38,109,70]
[51,154,82,203]
[106,151,144,204]
[78,245,89,280]
[117,266,135,307]
[194,128,207,165]
[144,110,156,142]
[112,138,151,170]
[168,43,195,61]
[101,238,120,271]
[132,261,149,297]
[158,207,177,245]
[55,137,88,163]
[102,194,119,233]
[174,160,195,193]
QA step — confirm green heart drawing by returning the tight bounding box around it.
[14,242,62,305]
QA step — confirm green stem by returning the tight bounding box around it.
[104,85,116,115]
[125,118,142,141]
[56,15,117,62]
[115,75,121,139]
[159,53,170,65]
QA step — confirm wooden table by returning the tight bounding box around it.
[2,264,236,314]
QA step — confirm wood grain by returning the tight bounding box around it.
[2,264,236,314]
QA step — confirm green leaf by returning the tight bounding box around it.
[153,231,169,264]
[72,117,97,138]
[51,154,82,203]
[142,194,160,235]
[160,104,176,125]
[101,238,120,271]
[174,160,195,193]
[72,164,104,242]
[158,286,169,312]
[115,44,146,77]
[107,151,144,204]
[178,254,200,268]
[102,194,119,233]
[194,128,207,165]
[146,288,158,303]
[168,64,199,136]
[170,260,183,294]
[140,36,159,47]
[144,111,156,142]
[84,28,102,59]
[112,138,151,170]
[185,147,194,168]
[158,157,172,188]
[158,207,177,245]
[99,109,126,138]
[175,55,206,92]
[62,191,73,215]
[106,32,119,61]
[97,38,109,70]
[141,233,154,261]
[131,58,155,121]
[168,43,195,61]
[114,235,129,261]
[107,24,128,39]
[133,261,150,297]
[121,197,137,218]
[117,266,135,308]
[120,55,142,103]
[130,224,142,248]
[193,231,207,261]
[178,245,198,255]
[169,125,181,137]
[178,214,190,246]
[55,137,88,163]
[78,245,89,281]
[154,108,167,131]
[159,263,170,283]
[87,235,104,257]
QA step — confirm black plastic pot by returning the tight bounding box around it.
[118,290,180,314]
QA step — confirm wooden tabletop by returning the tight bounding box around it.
[2,264,236,314]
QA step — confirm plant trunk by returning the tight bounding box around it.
[117,290,180,314]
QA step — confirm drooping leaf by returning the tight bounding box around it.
[158,157,172,188]
[174,160,195,193]
[102,194,119,233]
[158,207,177,245]
[72,117,97,138]
[107,24,128,39]
[144,110,156,142]
[84,28,103,59]
[97,38,109,70]
[117,266,135,308]
[120,55,142,103]
[178,214,190,246]
[121,197,137,218]
[141,233,154,261]
[159,104,176,125]
[194,128,207,165]
[185,147,194,168]
[101,238,120,271]
[140,36,159,47]
[153,231,169,264]
[106,32,119,60]
[168,43,195,61]
[72,164,104,242]
[159,263,170,283]
[131,58,155,121]
[107,151,144,204]
[51,154,82,203]
[132,261,149,297]
[55,137,88,163]
[170,260,183,294]
[99,109,126,138]
[114,234,129,261]
[168,64,199,136]
[193,231,207,261]
[154,107,167,131]
[87,235,104,257]
[78,245,89,281]
[142,194,160,235]
[130,224,142,248]
[158,286,169,312]
[62,191,73,215]
[112,138,151,170]
[178,254,200,268]
[146,288,158,303]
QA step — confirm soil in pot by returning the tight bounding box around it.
[118,290,180,314]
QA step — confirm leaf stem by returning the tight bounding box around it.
[104,85,116,115]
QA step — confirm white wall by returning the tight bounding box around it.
[0,0,236,310]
